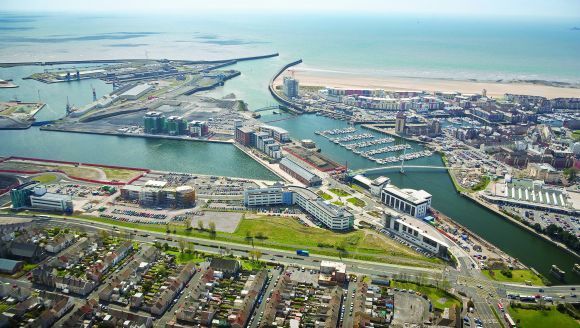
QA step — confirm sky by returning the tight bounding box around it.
[2,0,580,18]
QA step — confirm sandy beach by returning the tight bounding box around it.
[274,67,580,99]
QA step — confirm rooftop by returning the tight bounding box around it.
[279,157,321,183]
[383,184,432,205]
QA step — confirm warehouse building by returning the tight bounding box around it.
[119,83,154,100]
[279,157,322,186]
[380,184,432,218]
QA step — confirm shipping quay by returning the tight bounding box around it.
[23,54,282,144]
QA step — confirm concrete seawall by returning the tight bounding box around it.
[0,53,280,68]
[268,59,304,114]
[39,126,235,144]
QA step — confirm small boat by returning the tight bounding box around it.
[550,264,566,281]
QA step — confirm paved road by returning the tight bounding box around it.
[3,214,580,328]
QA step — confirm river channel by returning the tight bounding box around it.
[1,59,578,283]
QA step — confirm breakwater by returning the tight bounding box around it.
[268,59,304,113]
[0,53,280,68]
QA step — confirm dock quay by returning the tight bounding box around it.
[39,125,235,144]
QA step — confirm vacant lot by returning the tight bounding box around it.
[392,281,461,311]
[191,211,243,233]
[0,160,143,182]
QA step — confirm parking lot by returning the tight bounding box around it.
[502,204,579,237]
[134,172,259,197]
[391,290,430,326]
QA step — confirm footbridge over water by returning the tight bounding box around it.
[252,104,284,112]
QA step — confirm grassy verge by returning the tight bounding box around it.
[332,201,344,206]
[101,167,143,181]
[482,269,544,286]
[349,183,366,193]
[347,197,366,207]
[508,306,579,328]
[31,173,58,184]
[329,188,350,197]
[165,250,206,264]
[490,305,506,328]
[392,280,461,310]
[471,176,491,192]
[64,213,442,267]
[317,191,333,200]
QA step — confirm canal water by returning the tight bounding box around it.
[1,60,578,283]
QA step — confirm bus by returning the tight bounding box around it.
[519,295,536,302]
[504,312,516,328]
[497,302,504,312]
[296,249,310,257]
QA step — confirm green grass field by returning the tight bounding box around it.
[101,167,143,181]
[31,173,58,184]
[317,191,333,200]
[329,188,350,197]
[347,197,366,207]
[392,281,461,310]
[164,250,206,264]
[332,201,344,206]
[482,269,544,286]
[572,130,580,142]
[508,306,579,328]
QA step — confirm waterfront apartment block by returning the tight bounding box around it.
[144,112,208,137]
[384,214,449,258]
[259,125,290,143]
[380,184,432,219]
[279,157,322,186]
[282,76,299,98]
